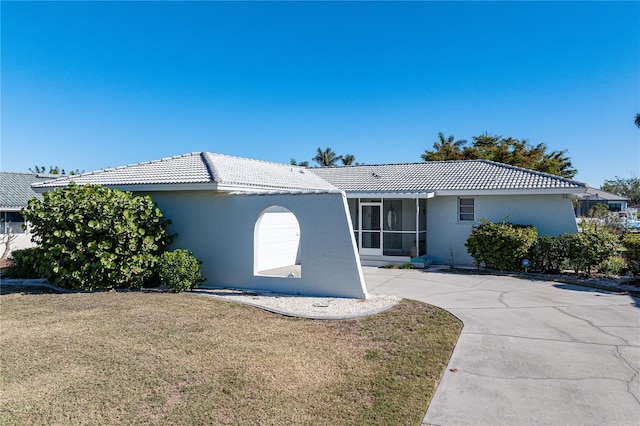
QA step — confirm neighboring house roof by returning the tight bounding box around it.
[579,188,628,202]
[310,160,586,195]
[0,172,54,210]
[32,152,340,194]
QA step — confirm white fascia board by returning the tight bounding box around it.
[345,191,435,199]
[433,188,587,196]
[218,183,342,194]
[230,189,343,196]
[0,206,24,211]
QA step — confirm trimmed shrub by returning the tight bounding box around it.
[4,247,44,279]
[622,234,640,277]
[156,249,205,292]
[566,229,617,276]
[528,234,571,274]
[465,219,538,271]
[598,256,627,276]
[21,182,172,290]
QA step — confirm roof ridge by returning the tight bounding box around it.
[200,152,219,182]
[204,151,304,169]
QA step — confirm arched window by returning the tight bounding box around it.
[254,206,301,278]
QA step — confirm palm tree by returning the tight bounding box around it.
[421,132,467,161]
[312,147,341,167]
[635,113,640,128]
[341,154,356,166]
[290,158,309,167]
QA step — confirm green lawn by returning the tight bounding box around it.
[0,287,461,425]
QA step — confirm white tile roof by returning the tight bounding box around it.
[310,160,586,193]
[32,152,339,193]
[0,172,54,209]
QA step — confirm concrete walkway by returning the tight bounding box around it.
[363,267,640,426]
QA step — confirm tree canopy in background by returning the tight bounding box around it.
[29,165,82,175]
[422,132,577,179]
[312,147,342,167]
[601,177,640,206]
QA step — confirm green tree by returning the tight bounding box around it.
[290,158,309,167]
[29,165,82,175]
[601,177,640,205]
[21,182,172,290]
[341,154,356,166]
[635,113,640,128]
[421,132,466,161]
[422,132,577,178]
[312,147,341,167]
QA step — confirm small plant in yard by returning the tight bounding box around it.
[622,233,640,278]
[156,249,205,292]
[527,234,571,274]
[566,228,618,276]
[598,255,627,276]
[3,247,44,279]
[21,182,172,290]
[465,218,538,271]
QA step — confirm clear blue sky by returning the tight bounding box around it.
[2,1,638,188]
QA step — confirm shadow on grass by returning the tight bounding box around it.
[0,285,62,296]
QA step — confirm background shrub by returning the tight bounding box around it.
[598,256,627,276]
[465,219,538,271]
[3,247,44,279]
[156,249,205,292]
[622,234,640,277]
[566,229,617,276]
[527,235,571,274]
[22,182,172,290]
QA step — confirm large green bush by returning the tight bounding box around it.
[527,234,571,274]
[22,182,172,290]
[156,249,205,292]
[4,247,44,279]
[465,219,538,271]
[566,228,617,276]
[622,233,640,277]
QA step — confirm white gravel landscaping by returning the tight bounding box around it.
[188,288,402,320]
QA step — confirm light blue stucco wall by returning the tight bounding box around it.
[427,194,578,266]
[144,191,368,299]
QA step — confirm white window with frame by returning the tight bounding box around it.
[458,198,475,222]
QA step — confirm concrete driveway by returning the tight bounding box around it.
[362,267,640,426]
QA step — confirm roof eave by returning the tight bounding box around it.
[344,191,435,199]
[434,187,587,196]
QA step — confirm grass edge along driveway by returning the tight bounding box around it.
[0,288,461,425]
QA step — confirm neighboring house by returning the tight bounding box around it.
[32,153,368,299]
[311,160,586,266]
[0,172,53,259]
[573,187,628,217]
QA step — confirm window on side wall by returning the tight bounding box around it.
[458,198,475,222]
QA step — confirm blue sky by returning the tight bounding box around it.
[1,1,638,188]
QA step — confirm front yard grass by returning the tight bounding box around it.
[0,287,461,425]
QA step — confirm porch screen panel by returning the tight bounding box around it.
[361,204,381,250]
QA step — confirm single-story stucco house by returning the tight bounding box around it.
[0,172,54,259]
[32,153,368,299]
[32,152,587,297]
[311,160,586,266]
